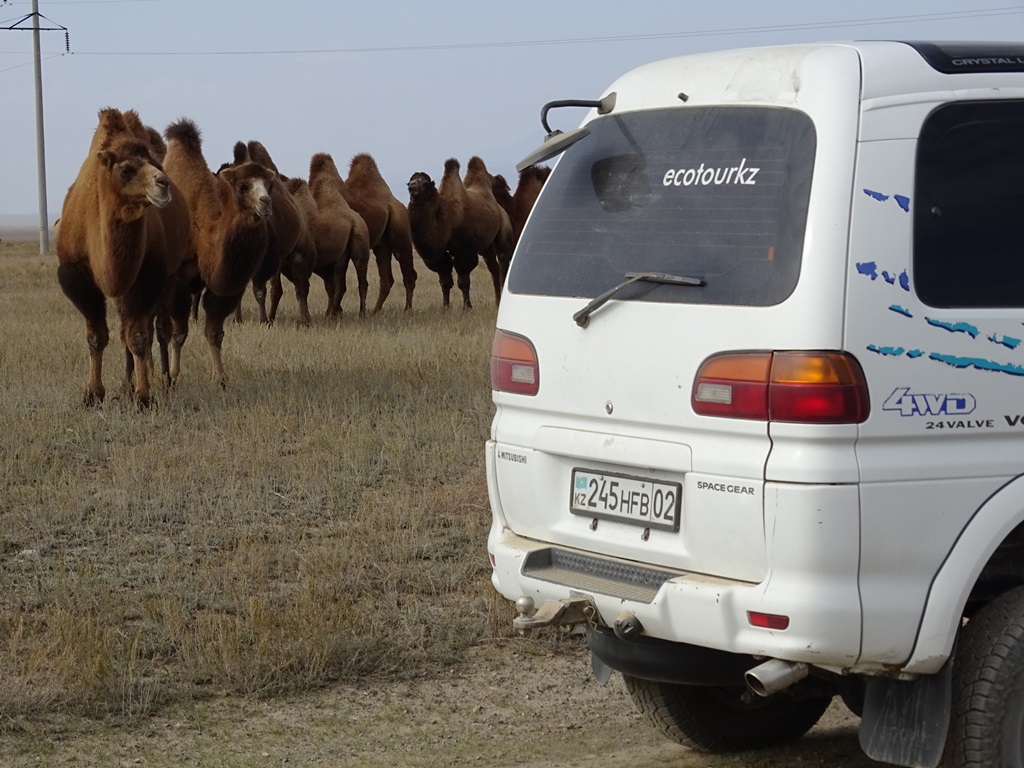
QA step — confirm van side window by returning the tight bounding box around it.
[915,101,1024,308]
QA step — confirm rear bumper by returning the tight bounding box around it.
[488,517,865,670]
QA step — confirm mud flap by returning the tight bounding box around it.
[858,658,951,768]
[591,652,613,685]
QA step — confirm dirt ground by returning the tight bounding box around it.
[1,639,877,768]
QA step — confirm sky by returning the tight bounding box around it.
[1,0,1023,224]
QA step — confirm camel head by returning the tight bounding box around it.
[219,162,274,221]
[493,174,511,196]
[96,136,172,210]
[407,171,436,201]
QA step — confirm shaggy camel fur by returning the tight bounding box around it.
[56,107,190,406]
[407,156,512,309]
[344,153,417,313]
[308,153,371,317]
[162,118,274,386]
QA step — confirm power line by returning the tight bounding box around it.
[12,6,1024,57]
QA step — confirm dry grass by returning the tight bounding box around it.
[0,238,513,723]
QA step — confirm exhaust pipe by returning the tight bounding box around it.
[744,659,809,697]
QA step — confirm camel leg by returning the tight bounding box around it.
[252,278,269,325]
[456,269,473,310]
[121,314,154,407]
[452,247,480,310]
[392,230,417,312]
[370,244,395,315]
[202,290,241,388]
[267,273,284,326]
[481,248,502,306]
[58,262,109,405]
[118,257,166,406]
[157,277,192,386]
[282,258,312,326]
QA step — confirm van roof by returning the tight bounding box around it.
[594,41,1024,114]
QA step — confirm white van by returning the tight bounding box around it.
[486,41,1024,768]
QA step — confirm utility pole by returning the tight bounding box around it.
[2,3,67,255]
[32,0,48,255]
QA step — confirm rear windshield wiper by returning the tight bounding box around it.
[573,271,705,328]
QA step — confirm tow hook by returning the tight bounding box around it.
[513,595,596,632]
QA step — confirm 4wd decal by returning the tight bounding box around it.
[882,387,976,417]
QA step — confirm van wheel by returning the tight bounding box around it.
[945,586,1024,767]
[623,676,832,752]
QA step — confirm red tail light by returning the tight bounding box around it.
[491,330,539,396]
[692,351,869,424]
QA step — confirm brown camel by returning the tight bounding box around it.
[343,153,417,313]
[219,140,303,325]
[492,164,549,289]
[56,107,191,406]
[407,156,512,309]
[308,153,371,317]
[279,176,326,324]
[162,117,274,387]
[493,164,551,243]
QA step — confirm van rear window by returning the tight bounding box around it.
[915,101,1024,308]
[507,106,815,306]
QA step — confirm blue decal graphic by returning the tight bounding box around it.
[857,261,879,279]
[889,305,913,318]
[868,345,905,357]
[575,475,589,489]
[907,349,924,358]
[925,318,980,339]
[929,354,1024,377]
[855,262,909,291]
[862,189,911,212]
[989,334,1022,350]
[883,387,976,417]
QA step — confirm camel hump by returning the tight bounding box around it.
[232,141,249,165]
[247,141,279,174]
[443,158,461,175]
[309,152,337,178]
[349,153,380,175]
[165,119,202,154]
[467,156,489,175]
[285,176,307,195]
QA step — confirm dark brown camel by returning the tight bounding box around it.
[407,157,512,309]
[308,153,371,317]
[344,153,417,313]
[162,118,274,387]
[56,107,190,406]
[227,140,304,325]
[493,164,550,243]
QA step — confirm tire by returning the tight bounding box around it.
[623,675,833,752]
[945,585,1024,767]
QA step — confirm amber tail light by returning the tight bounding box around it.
[692,351,870,424]
[491,330,539,396]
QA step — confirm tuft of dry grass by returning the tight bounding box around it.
[0,238,514,722]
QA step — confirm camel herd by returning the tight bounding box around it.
[54,107,550,406]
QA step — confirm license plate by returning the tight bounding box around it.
[570,469,681,531]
